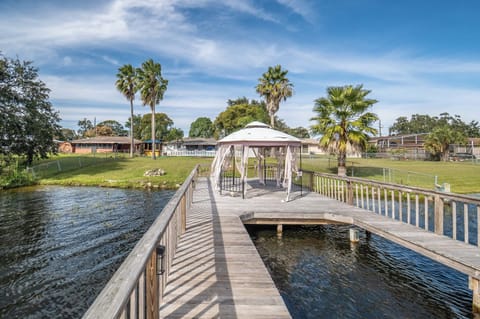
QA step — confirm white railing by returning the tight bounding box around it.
[301,170,480,247]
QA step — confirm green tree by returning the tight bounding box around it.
[466,121,480,137]
[92,125,114,136]
[256,65,293,127]
[189,117,214,138]
[287,126,310,138]
[0,54,61,165]
[97,120,127,136]
[77,118,93,137]
[125,114,143,140]
[57,128,76,141]
[136,59,168,159]
[389,113,480,137]
[116,64,138,157]
[424,126,466,161]
[166,127,184,141]
[139,113,174,141]
[311,85,378,176]
[213,98,269,138]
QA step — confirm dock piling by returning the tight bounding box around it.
[349,228,359,243]
[277,224,283,237]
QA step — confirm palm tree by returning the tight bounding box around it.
[256,65,293,127]
[311,85,378,176]
[424,126,466,161]
[115,64,137,158]
[136,59,168,159]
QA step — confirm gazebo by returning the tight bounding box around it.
[211,121,302,201]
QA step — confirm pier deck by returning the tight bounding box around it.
[160,177,480,318]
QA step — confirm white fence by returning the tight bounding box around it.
[165,150,216,157]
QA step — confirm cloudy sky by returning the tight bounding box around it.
[1,0,480,136]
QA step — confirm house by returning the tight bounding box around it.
[300,138,325,155]
[71,136,142,154]
[164,138,217,156]
[368,133,428,159]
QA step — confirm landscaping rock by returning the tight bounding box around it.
[144,168,166,176]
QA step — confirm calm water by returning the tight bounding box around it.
[0,186,174,319]
[248,225,474,319]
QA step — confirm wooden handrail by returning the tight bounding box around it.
[83,165,199,319]
[301,170,480,247]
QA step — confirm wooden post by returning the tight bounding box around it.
[469,276,480,314]
[310,172,314,192]
[434,195,444,235]
[277,224,283,237]
[349,228,359,242]
[181,195,187,233]
[346,181,354,205]
[146,251,159,319]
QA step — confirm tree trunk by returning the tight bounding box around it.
[270,114,275,128]
[151,104,156,160]
[337,152,347,176]
[130,99,134,158]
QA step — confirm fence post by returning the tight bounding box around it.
[145,251,159,319]
[346,181,354,205]
[434,195,444,235]
[56,160,62,172]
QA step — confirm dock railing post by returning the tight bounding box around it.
[146,251,159,319]
[469,276,480,314]
[434,195,444,235]
[181,195,187,234]
[346,180,354,205]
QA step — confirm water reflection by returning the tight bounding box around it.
[248,225,473,319]
[0,186,173,318]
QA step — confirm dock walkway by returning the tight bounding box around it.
[160,177,480,318]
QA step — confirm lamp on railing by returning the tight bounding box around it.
[156,245,165,275]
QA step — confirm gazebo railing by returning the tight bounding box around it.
[219,169,244,197]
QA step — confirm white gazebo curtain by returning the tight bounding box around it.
[211,144,299,201]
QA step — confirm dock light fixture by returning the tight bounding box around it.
[156,245,165,275]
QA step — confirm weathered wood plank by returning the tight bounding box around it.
[160,177,480,318]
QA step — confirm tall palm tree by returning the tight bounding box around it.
[256,65,293,127]
[311,85,378,176]
[136,59,168,159]
[115,64,137,158]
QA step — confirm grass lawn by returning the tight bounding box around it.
[37,155,213,189]
[30,153,480,194]
[301,156,480,194]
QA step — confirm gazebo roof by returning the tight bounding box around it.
[218,121,301,146]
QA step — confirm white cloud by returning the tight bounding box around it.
[3,0,480,136]
[276,0,315,23]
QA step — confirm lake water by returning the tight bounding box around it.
[248,224,474,319]
[0,186,174,318]
[1,186,476,318]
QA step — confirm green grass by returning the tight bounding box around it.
[301,156,480,194]
[37,155,213,189]
[22,153,480,194]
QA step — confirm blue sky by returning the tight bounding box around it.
[1,0,480,136]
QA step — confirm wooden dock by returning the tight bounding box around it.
[160,177,480,318]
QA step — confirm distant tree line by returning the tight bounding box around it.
[390,113,480,137]
[188,97,310,140]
